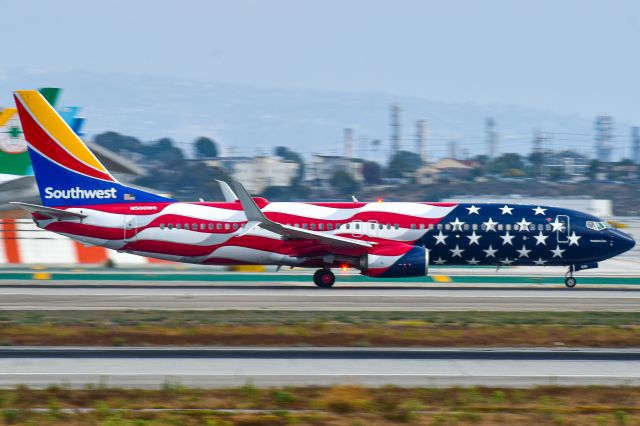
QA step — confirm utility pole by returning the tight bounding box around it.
[343,127,353,159]
[390,104,401,156]
[632,126,640,164]
[595,116,613,162]
[485,118,498,159]
[415,119,428,163]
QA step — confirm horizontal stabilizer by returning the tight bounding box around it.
[9,202,86,220]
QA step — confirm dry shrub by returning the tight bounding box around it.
[318,385,372,414]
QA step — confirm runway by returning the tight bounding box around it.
[0,347,638,388]
[0,284,638,311]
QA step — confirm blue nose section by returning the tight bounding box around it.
[611,229,635,254]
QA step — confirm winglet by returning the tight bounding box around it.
[228,180,268,223]
[216,180,239,202]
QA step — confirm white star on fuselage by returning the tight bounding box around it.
[434,231,448,245]
[516,245,531,258]
[533,206,547,216]
[434,257,446,265]
[567,231,581,246]
[483,217,498,232]
[449,217,465,231]
[466,231,482,245]
[551,245,566,258]
[467,257,480,265]
[466,205,481,215]
[500,205,514,215]
[550,219,565,232]
[500,257,514,265]
[533,258,547,265]
[450,245,464,257]
[483,245,498,258]
[516,218,532,232]
[533,231,549,246]
[500,231,515,245]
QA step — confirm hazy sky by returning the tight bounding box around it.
[1,0,640,121]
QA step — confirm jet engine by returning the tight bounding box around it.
[359,244,429,278]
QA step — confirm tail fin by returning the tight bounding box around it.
[13,90,173,207]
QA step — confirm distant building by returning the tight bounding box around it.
[306,155,364,189]
[415,158,479,184]
[543,151,589,180]
[206,156,299,193]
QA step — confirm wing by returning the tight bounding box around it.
[228,180,373,250]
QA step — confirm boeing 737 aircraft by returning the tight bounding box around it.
[11,90,636,287]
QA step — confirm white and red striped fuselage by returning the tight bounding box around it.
[33,199,456,277]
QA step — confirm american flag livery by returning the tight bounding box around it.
[10,90,636,288]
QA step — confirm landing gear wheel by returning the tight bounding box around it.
[565,276,577,288]
[313,269,335,288]
[564,266,577,288]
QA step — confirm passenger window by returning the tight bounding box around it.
[216,223,222,230]
[498,224,504,231]
[168,223,173,229]
[192,224,198,230]
[472,224,478,231]
[387,224,392,230]
[294,223,299,228]
[538,224,544,231]
[355,223,360,230]
[379,224,383,230]
[505,224,511,231]
[233,224,239,230]
[410,224,416,230]
[159,223,165,230]
[311,224,317,230]
[445,224,451,230]
[303,224,308,229]
[208,223,214,230]
[318,223,324,230]
[176,224,181,230]
[545,224,551,231]
[394,224,400,230]
[328,224,333,230]
[428,224,434,230]
[419,224,425,230]
[437,224,442,230]
[463,224,470,231]
[529,224,536,231]
[224,223,230,230]
[200,224,206,230]
[345,224,350,230]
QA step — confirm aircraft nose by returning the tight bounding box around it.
[611,229,636,254]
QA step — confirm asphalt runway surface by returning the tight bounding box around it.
[0,347,638,388]
[0,283,638,311]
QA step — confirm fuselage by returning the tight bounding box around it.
[33,200,635,274]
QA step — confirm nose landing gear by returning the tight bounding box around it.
[565,266,577,288]
[313,269,335,288]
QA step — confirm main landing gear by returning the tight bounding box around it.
[565,266,577,288]
[313,269,335,288]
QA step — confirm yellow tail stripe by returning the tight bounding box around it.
[15,90,107,173]
[0,108,16,127]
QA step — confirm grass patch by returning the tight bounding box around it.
[0,311,638,347]
[0,385,636,424]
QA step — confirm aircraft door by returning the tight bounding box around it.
[556,214,570,244]
[351,220,364,237]
[123,215,137,243]
[366,220,379,238]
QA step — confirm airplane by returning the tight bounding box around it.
[10,90,636,288]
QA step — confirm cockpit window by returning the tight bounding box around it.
[586,220,611,231]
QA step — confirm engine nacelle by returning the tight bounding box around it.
[360,244,429,278]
